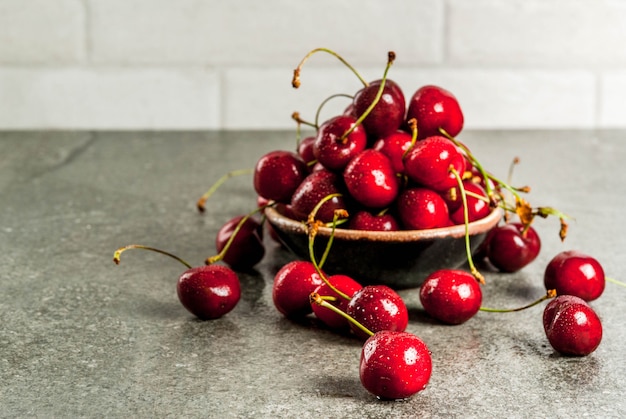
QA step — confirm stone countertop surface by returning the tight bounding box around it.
[1,130,624,418]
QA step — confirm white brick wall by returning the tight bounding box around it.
[0,0,624,130]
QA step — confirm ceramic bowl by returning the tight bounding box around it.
[265,206,503,289]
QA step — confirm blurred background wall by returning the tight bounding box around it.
[0,0,624,130]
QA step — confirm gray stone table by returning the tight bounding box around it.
[1,130,625,418]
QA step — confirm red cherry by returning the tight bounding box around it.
[346,285,409,340]
[253,150,309,203]
[215,215,265,270]
[290,169,349,223]
[543,295,603,356]
[359,331,432,400]
[419,269,482,325]
[372,130,413,175]
[113,245,240,320]
[343,149,399,209]
[406,85,464,139]
[177,265,241,320]
[352,79,406,141]
[313,115,367,171]
[348,210,400,231]
[272,261,324,318]
[297,136,317,166]
[311,274,363,331]
[449,181,490,224]
[544,250,605,301]
[396,187,450,230]
[486,222,541,272]
[403,136,466,192]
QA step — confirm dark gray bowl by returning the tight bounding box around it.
[265,206,502,289]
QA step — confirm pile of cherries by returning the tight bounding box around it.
[113,48,618,401]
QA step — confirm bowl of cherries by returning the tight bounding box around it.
[258,49,517,288]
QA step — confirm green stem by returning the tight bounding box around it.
[197,168,254,212]
[340,51,396,141]
[113,244,193,269]
[480,290,556,313]
[205,203,270,265]
[606,276,626,288]
[315,93,354,129]
[450,167,485,284]
[292,47,369,88]
[310,292,374,337]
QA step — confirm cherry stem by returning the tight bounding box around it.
[450,167,485,284]
[606,276,626,288]
[309,292,374,337]
[292,111,317,129]
[113,244,193,269]
[305,195,352,300]
[292,47,369,89]
[402,118,419,160]
[196,168,254,212]
[480,289,557,313]
[205,203,271,265]
[314,93,354,128]
[339,51,396,142]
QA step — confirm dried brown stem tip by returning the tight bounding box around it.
[292,69,301,88]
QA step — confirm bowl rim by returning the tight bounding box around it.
[265,205,503,243]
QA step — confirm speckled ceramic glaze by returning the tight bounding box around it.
[265,206,503,288]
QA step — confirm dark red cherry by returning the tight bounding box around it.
[313,115,367,171]
[372,130,413,175]
[544,250,605,302]
[543,295,603,356]
[406,85,464,139]
[298,136,317,167]
[253,150,309,203]
[348,210,400,231]
[486,222,541,272]
[359,331,432,400]
[177,265,241,320]
[353,79,406,141]
[343,149,399,209]
[290,169,349,223]
[346,285,409,340]
[419,269,482,325]
[449,181,490,224]
[403,135,466,192]
[272,261,325,318]
[311,274,363,331]
[396,187,450,230]
[215,215,265,270]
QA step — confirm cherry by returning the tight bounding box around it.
[311,274,363,331]
[176,265,241,320]
[372,130,414,175]
[543,295,603,356]
[113,245,240,320]
[449,181,490,225]
[343,149,400,209]
[485,222,541,272]
[253,150,309,203]
[272,260,325,318]
[348,210,400,231]
[215,215,265,270]
[290,169,349,223]
[352,78,406,141]
[403,135,467,192]
[406,84,464,139]
[313,115,367,171]
[346,285,409,340]
[419,269,482,325]
[544,250,605,302]
[359,331,432,400]
[297,136,317,166]
[396,187,450,230]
